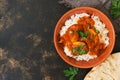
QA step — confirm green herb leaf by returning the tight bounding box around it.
[85,31,90,36]
[110,0,120,19]
[72,45,85,53]
[72,45,88,55]
[96,29,99,33]
[77,30,90,39]
[78,45,85,51]
[79,50,88,55]
[77,30,85,37]
[63,67,78,80]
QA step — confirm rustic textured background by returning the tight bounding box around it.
[0,0,119,80]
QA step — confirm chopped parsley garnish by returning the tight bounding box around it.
[77,30,84,37]
[85,30,90,36]
[77,30,90,39]
[72,45,88,55]
[79,50,88,55]
[72,45,85,53]
[96,29,99,33]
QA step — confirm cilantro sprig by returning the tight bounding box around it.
[95,29,99,33]
[72,45,85,53]
[63,67,78,80]
[77,30,90,40]
[72,45,88,55]
[110,0,120,19]
[79,50,88,55]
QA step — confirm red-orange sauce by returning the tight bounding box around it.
[60,16,106,56]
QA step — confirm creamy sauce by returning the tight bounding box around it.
[60,16,106,57]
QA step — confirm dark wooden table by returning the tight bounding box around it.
[0,0,120,80]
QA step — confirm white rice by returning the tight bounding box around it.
[64,46,97,61]
[91,15,109,47]
[60,13,109,61]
